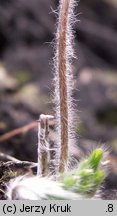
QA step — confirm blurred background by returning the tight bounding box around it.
[0,0,117,195]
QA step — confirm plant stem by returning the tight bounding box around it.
[54,0,75,173]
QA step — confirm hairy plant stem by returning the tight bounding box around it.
[55,0,75,173]
[58,0,69,173]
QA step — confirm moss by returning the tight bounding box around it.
[0,170,17,184]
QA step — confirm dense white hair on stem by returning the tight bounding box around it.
[53,0,77,173]
[6,176,81,200]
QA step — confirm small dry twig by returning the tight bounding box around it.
[37,114,54,176]
[0,122,38,142]
[0,153,20,162]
